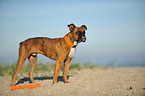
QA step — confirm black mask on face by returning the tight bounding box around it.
[76,31,86,43]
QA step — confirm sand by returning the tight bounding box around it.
[0,67,145,96]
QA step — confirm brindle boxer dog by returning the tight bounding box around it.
[11,24,87,86]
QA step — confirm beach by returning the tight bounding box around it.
[0,67,145,96]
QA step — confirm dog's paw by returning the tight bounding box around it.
[65,81,70,83]
[31,81,35,83]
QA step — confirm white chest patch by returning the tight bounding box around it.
[67,41,78,59]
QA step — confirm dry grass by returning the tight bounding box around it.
[0,62,103,77]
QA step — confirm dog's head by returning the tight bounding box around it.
[73,25,87,43]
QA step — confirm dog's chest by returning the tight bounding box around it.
[67,41,77,59]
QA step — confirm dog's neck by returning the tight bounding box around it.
[67,32,75,43]
[67,32,77,59]
[64,32,78,48]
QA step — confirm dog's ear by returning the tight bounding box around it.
[81,25,87,30]
[67,23,76,28]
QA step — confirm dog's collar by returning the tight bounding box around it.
[64,34,77,48]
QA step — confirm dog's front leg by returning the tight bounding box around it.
[63,58,72,83]
[28,54,37,83]
[53,59,64,83]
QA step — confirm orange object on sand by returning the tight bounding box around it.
[11,84,40,91]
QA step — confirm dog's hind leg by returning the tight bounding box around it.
[28,53,37,83]
[11,54,27,86]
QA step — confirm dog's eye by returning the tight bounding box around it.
[76,31,81,35]
[82,31,85,36]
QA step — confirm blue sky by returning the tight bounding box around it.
[0,0,145,66]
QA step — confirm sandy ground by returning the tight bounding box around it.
[0,67,145,96]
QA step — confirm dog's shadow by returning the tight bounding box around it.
[15,75,73,85]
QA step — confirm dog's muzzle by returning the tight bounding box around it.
[81,36,86,42]
[76,31,86,43]
[77,36,86,43]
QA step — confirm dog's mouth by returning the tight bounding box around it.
[81,36,86,42]
[78,36,86,43]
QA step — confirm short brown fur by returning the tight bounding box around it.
[11,26,86,86]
